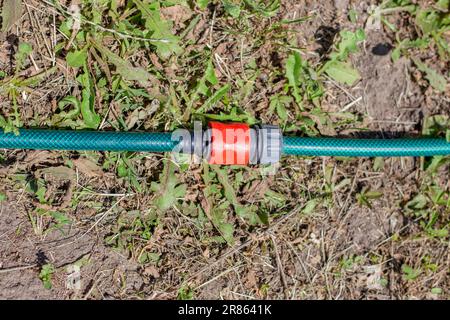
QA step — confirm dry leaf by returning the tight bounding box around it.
[160,5,192,27]
[37,166,76,181]
[245,270,258,289]
[143,266,160,278]
[22,150,58,167]
[1,0,23,32]
[73,158,104,177]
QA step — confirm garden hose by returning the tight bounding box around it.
[0,122,449,165]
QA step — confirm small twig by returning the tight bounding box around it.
[194,264,243,291]
[0,264,37,274]
[270,234,289,299]
[29,53,40,72]
[208,8,216,48]
[340,96,362,112]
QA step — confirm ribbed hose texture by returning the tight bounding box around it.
[283,136,450,157]
[1,130,450,158]
[0,129,177,152]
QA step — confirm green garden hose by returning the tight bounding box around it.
[0,129,176,152]
[282,136,450,157]
[0,126,449,165]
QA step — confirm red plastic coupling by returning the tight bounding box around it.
[208,121,251,165]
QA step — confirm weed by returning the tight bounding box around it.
[356,187,383,208]
[431,287,442,295]
[212,165,260,225]
[133,0,183,59]
[150,159,187,211]
[105,209,158,260]
[412,58,447,92]
[401,264,421,281]
[39,263,55,289]
[339,255,364,271]
[381,1,449,89]
[320,29,366,85]
[177,285,194,300]
[285,52,323,110]
[0,44,57,133]
[400,115,450,240]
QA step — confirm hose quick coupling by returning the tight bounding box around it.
[174,121,282,165]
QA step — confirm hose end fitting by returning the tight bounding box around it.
[207,122,282,165]
[250,124,283,165]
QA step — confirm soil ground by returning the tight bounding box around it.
[0,0,449,299]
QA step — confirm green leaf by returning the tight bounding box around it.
[39,264,55,289]
[224,1,241,18]
[66,49,87,68]
[302,199,317,215]
[427,227,448,238]
[243,0,280,17]
[1,0,22,32]
[177,285,194,300]
[15,42,32,72]
[406,194,428,210]
[422,115,450,136]
[34,180,47,204]
[151,159,187,211]
[264,190,286,207]
[204,60,219,85]
[78,70,101,129]
[412,58,447,92]
[212,166,260,225]
[416,9,442,35]
[196,59,218,97]
[211,204,235,245]
[436,0,449,10]
[320,28,364,85]
[0,193,6,202]
[117,163,128,177]
[217,222,234,244]
[373,157,384,171]
[17,42,32,55]
[285,52,303,105]
[365,191,383,199]
[189,59,218,111]
[203,106,257,124]
[269,95,291,121]
[348,9,358,23]
[47,211,71,232]
[391,47,401,62]
[55,96,81,122]
[356,188,382,208]
[391,38,430,62]
[197,84,230,113]
[133,0,182,59]
[401,264,421,281]
[90,39,154,86]
[431,287,443,295]
[332,29,366,61]
[196,0,209,9]
[324,60,361,85]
